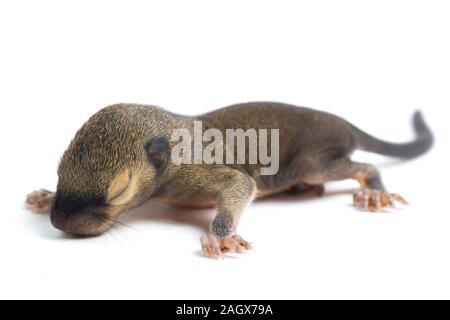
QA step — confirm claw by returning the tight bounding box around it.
[201,235,223,259]
[232,235,253,251]
[392,193,409,206]
[363,191,370,210]
[201,234,253,259]
[372,191,382,212]
[353,190,408,212]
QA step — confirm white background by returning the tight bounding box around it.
[0,0,449,299]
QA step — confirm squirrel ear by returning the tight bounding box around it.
[144,136,171,171]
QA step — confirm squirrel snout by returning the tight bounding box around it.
[50,208,109,237]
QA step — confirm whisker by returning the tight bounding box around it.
[106,229,120,244]
[114,220,136,231]
[110,222,129,241]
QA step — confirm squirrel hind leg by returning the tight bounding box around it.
[297,156,408,212]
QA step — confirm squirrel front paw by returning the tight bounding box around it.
[26,189,55,213]
[200,234,253,259]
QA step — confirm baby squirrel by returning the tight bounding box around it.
[26,102,433,258]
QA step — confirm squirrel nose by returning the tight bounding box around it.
[50,209,70,232]
[50,207,108,237]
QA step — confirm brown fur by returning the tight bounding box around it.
[26,102,433,258]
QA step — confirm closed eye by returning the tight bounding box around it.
[107,170,138,207]
[108,183,129,203]
[107,170,132,204]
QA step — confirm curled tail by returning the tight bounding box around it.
[352,111,434,159]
